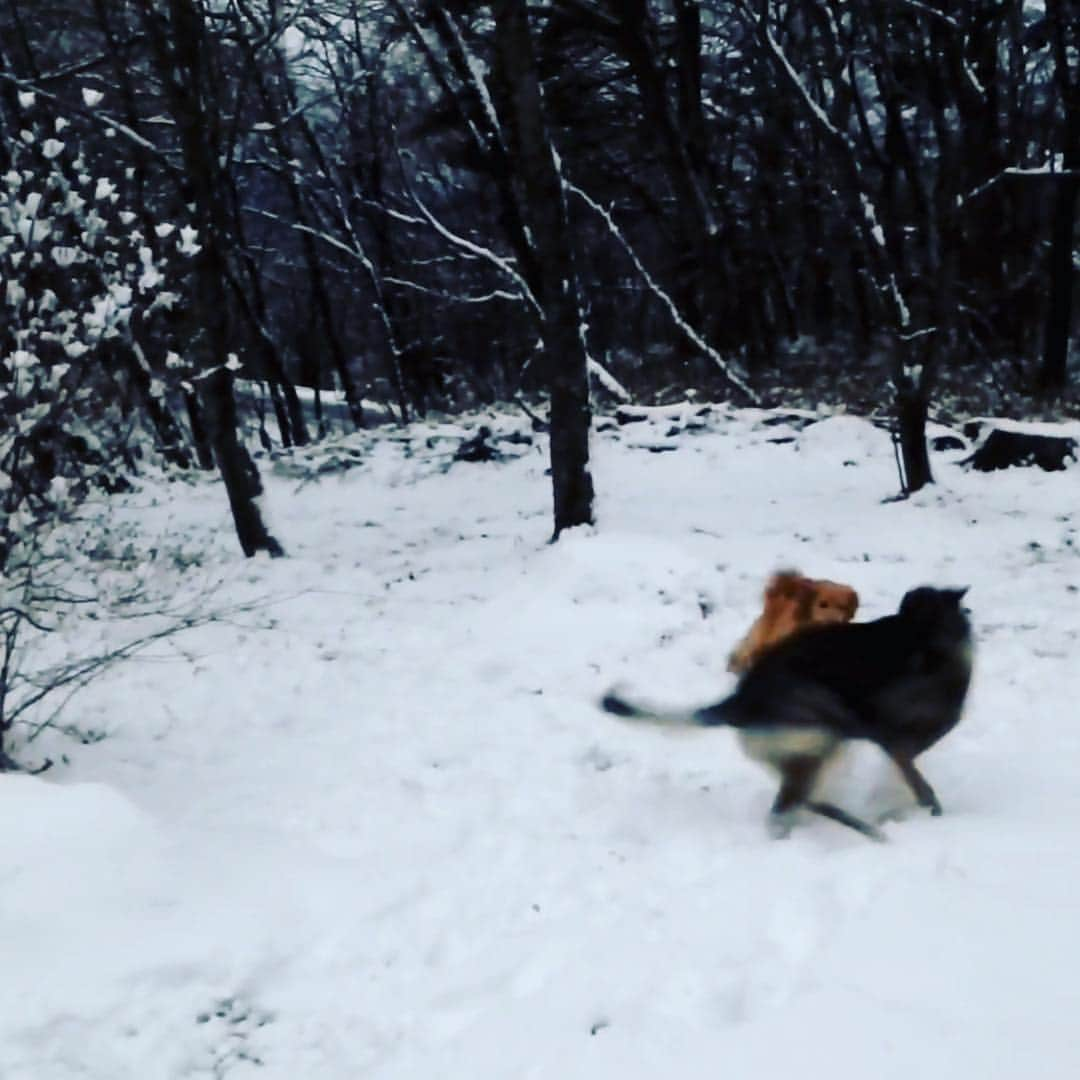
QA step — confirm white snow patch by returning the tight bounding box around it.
[4,405,1080,1078]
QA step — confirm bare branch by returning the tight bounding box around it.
[588,358,633,403]
[395,171,543,318]
[566,181,759,404]
[383,276,525,306]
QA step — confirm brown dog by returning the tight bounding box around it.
[727,570,859,674]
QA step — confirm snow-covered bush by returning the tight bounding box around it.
[0,92,198,768]
[0,94,198,570]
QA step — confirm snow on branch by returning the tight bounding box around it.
[242,202,406,416]
[757,18,847,146]
[383,276,524,306]
[244,206,377,274]
[384,206,430,228]
[859,196,911,329]
[389,0,501,162]
[962,59,987,99]
[402,184,542,318]
[897,0,960,27]
[588,358,632,403]
[566,181,759,404]
[438,8,506,148]
[741,8,913,335]
[959,163,1080,207]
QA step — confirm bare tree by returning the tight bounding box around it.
[136,0,284,556]
[1037,0,1080,396]
[492,0,594,534]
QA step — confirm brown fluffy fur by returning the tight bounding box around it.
[727,570,859,675]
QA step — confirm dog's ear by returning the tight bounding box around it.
[767,569,798,590]
[947,586,969,605]
[765,570,802,602]
[794,577,818,618]
[898,586,933,618]
[845,590,859,618]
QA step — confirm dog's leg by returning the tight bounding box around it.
[769,755,885,842]
[888,749,943,816]
[805,800,886,842]
[768,756,822,839]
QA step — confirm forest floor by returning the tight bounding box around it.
[4,402,1080,1078]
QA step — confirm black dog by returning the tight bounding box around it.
[601,587,973,841]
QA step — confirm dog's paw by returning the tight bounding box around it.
[599,691,638,718]
[767,812,795,840]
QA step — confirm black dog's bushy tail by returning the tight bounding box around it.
[599,692,647,718]
[599,690,731,729]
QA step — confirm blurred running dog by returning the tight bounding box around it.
[603,586,973,842]
[727,570,859,674]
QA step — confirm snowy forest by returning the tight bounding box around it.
[2,0,1077,550]
[4,2,1080,1077]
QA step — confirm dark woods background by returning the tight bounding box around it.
[0,0,1077,550]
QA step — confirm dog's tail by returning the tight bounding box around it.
[599,690,731,729]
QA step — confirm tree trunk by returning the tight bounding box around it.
[267,381,293,450]
[895,374,933,493]
[1039,175,1079,394]
[1038,0,1080,395]
[492,0,593,537]
[199,368,284,557]
[140,0,284,557]
[184,388,215,471]
[123,344,193,470]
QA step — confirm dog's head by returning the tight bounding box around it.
[898,586,971,643]
[808,579,859,625]
[763,572,858,627]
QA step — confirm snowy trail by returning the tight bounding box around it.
[5,409,1080,1078]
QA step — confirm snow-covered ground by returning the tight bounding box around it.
[5,404,1080,1079]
